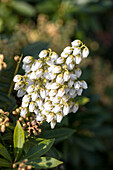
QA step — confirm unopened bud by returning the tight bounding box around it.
[38,129,42,133]
[24,159,28,163]
[27,165,32,169]
[1,124,5,132]
[19,117,23,121]
[23,123,26,127]
[5,117,9,122]
[6,122,9,127]
[16,108,20,113]
[14,55,20,61]
[12,163,17,168]
[12,111,17,115]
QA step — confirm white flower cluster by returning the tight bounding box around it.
[14,40,89,129]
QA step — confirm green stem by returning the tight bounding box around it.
[8,54,23,98]
[4,54,23,111]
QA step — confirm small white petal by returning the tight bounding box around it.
[23,56,33,64]
[13,75,22,82]
[56,74,64,84]
[57,88,65,97]
[36,115,44,121]
[70,74,77,80]
[61,51,68,58]
[40,89,46,99]
[26,85,34,93]
[82,47,89,58]
[29,102,35,112]
[74,82,80,90]
[77,88,83,96]
[75,68,82,78]
[39,50,47,58]
[76,55,82,64]
[56,113,63,123]
[56,57,64,64]
[17,89,25,97]
[63,46,73,54]
[22,95,31,103]
[81,81,88,89]
[20,107,28,117]
[51,52,58,60]
[63,71,70,81]
[71,40,81,47]
[68,79,74,88]
[50,120,56,129]
[63,103,70,116]
[73,102,79,113]
[73,47,81,56]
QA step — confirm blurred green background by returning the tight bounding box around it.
[0,0,113,169]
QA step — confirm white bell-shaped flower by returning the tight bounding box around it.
[39,50,47,58]
[56,113,63,123]
[73,102,79,113]
[82,47,89,58]
[75,68,82,78]
[75,55,82,64]
[20,107,28,117]
[63,103,70,116]
[50,120,56,129]
[23,56,33,64]
[71,40,81,47]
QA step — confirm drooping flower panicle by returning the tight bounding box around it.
[14,40,89,129]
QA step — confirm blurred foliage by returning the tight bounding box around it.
[0,0,113,169]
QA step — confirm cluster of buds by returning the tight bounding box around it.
[13,159,32,170]
[0,109,9,132]
[19,114,41,136]
[13,39,89,129]
[12,107,22,116]
[0,54,7,71]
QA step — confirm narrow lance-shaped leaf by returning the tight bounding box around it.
[0,158,11,168]
[0,143,11,162]
[13,121,25,161]
[26,157,63,169]
[41,128,76,143]
[21,139,55,161]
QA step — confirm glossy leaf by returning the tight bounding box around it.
[13,121,25,161]
[41,128,76,143]
[21,139,55,161]
[0,143,11,162]
[26,157,63,169]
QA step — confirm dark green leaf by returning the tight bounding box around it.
[0,143,11,162]
[41,128,76,143]
[0,158,11,167]
[21,139,55,161]
[26,157,63,169]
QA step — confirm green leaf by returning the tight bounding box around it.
[0,158,11,168]
[13,121,25,161]
[78,97,90,106]
[26,157,63,169]
[0,143,11,162]
[41,128,76,143]
[23,140,31,154]
[21,139,55,161]
[10,1,36,17]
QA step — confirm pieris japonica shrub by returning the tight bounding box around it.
[0,39,89,169]
[14,39,89,129]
